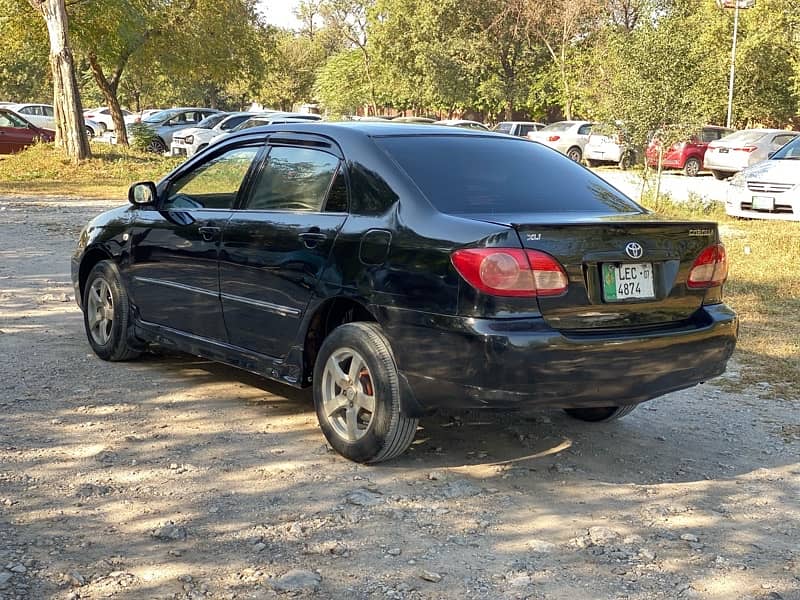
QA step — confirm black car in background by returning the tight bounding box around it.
[71,123,738,463]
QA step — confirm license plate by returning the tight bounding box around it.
[602,263,655,301]
[719,148,729,153]
[752,195,775,210]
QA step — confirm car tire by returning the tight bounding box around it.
[618,152,633,170]
[564,405,638,423]
[683,157,701,177]
[566,147,582,162]
[146,138,167,154]
[586,159,600,168]
[98,122,107,134]
[313,322,418,463]
[711,170,729,180]
[83,261,141,362]
[85,126,95,139]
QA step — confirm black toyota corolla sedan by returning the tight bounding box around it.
[71,122,738,463]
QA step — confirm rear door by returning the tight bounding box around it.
[127,142,263,340]
[219,137,349,358]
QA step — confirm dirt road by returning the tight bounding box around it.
[1,195,798,600]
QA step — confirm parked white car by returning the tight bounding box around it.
[527,121,594,162]
[8,102,102,138]
[209,113,322,146]
[433,119,489,131]
[170,112,256,158]
[493,121,545,138]
[584,122,635,169]
[704,128,799,180]
[83,106,137,132]
[726,135,800,221]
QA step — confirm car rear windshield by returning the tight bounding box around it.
[540,122,573,132]
[376,135,644,215]
[720,130,767,144]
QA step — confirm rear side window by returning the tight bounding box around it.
[376,135,643,215]
[247,146,340,212]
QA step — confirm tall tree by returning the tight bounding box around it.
[319,0,378,114]
[27,0,90,161]
[517,0,603,120]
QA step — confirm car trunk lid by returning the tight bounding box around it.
[475,213,718,331]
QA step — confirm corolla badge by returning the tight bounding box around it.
[625,242,644,259]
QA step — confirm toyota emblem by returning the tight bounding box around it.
[625,242,644,259]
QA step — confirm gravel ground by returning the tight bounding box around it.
[596,170,731,204]
[0,195,798,600]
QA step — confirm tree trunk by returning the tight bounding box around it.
[30,0,90,162]
[87,53,129,146]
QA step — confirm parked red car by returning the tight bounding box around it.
[645,125,733,177]
[0,108,55,154]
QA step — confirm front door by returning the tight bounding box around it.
[219,143,349,358]
[0,111,36,154]
[127,144,262,341]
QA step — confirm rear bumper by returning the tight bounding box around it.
[383,304,738,413]
[703,152,747,172]
[585,144,623,163]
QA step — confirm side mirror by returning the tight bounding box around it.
[129,181,157,206]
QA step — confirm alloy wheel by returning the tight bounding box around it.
[87,278,114,345]
[321,347,377,442]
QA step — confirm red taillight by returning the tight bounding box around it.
[547,135,561,142]
[687,244,728,289]
[733,146,756,153]
[451,248,568,297]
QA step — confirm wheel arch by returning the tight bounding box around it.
[301,296,427,418]
[78,246,114,305]
[302,297,377,384]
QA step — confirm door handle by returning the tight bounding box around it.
[298,231,328,248]
[198,226,221,242]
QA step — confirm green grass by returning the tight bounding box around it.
[0,142,181,199]
[639,193,800,398]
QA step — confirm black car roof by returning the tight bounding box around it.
[234,121,496,139]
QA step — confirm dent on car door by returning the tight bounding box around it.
[127,144,262,341]
[220,143,349,358]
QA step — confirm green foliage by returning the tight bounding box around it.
[1,0,798,138]
[314,49,371,116]
[128,123,158,152]
[0,0,50,102]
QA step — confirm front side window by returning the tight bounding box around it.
[164,146,260,210]
[0,111,29,129]
[771,136,800,159]
[247,146,340,212]
[771,134,796,150]
[43,106,54,117]
[220,115,250,131]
